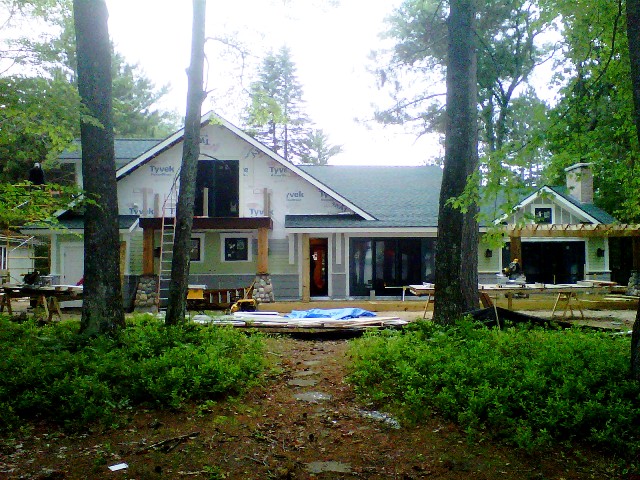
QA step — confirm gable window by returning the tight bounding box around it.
[221,234,252,262]
[190,234,205,262]
[534,207,553,224]
[195,160,239,217]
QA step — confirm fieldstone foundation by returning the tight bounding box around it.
[134,274,159,312]
[628,270,640,297]
[253,273,275,303]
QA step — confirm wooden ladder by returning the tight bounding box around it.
[157,183,178,310]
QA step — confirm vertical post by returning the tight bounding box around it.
[203,187,209,217]
[263,188,271,216]
[301,233,310,302]
[142,228,155,275]
[633,237,640,271]
[153,193,160,217]
[510,235,522,269]
[257,227,269,274]
[142,188,149,217]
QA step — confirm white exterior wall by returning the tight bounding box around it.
[117,124,352,240]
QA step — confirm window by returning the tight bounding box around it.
[190,234,205,262]
[534,207,553,224]
[221,234,252,262]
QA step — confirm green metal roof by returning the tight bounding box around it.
[24,213,139,231]
[59,139,162,168]
[289,165,443,228]
[286,166,617,229]
[547,186,618,224]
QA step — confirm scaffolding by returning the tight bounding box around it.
[1,233,46,285]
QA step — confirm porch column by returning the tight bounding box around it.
[510,235,522,269]
[301,233,310,302]
[257,227,269,274]
[142,227,155,275]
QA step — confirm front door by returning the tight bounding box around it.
[310,238,328,297]
[61,243,84,285]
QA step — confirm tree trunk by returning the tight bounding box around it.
[74,0,125,335]
[165,0,207,325]
[626,0,640,378]
[433,0,478,325]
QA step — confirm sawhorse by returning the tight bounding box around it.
[551,291,584,319]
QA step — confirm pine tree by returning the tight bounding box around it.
[244,46,310,162]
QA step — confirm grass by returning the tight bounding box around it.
[0,313,266,432]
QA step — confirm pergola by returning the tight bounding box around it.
[506,224,640,272]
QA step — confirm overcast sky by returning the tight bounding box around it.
[105,0,441,165]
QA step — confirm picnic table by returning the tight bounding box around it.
[408,282,616,319]
[0,285,83,321]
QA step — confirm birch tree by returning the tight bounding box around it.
[165,0,207,325]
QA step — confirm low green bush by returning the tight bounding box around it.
[0,314,265,431]
[348,320,640,456]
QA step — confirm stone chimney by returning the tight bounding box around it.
[565,163,594,204]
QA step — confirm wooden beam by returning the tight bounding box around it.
[510,235,522,268]
[301,233,310,302]
[142,228,154,275]
[257,227,269,274]
[503,224,640,238]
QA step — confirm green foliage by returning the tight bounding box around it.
[544,0,640,222]
[244,46,311,162]
[299,129,343,165]
[0,75,81,182]
[348,321,640,456]
[0,315,266,431]
[0,182,84,230]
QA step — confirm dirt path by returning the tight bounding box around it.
[0,336,618,479]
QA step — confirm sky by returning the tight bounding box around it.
[105,0,441,166]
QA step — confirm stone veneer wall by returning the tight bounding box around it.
[253,273,275,303]
[134,274,158,312]
[628,271,640,296]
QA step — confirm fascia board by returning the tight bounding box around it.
[285,227,439,235]
[214,115,376,221]
[495,186,600,225]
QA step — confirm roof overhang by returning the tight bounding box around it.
[115,111,376,221]
[496,186,601,225]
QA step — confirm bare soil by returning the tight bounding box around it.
[1,327,634,480]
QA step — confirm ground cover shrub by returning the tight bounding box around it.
[0,314,265,431]
[348,320,640,456]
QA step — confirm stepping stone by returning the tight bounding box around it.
[294,391,332,402]
[302,360,321,366]
[287,378,318,387]
[306,461,352,474]
[292,370,317,377]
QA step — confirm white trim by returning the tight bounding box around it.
[220,233,253,263]
[286,227,439,235]
[335,233,342,265]
[532,204,554,224]
[115,111,375,221]
[496,186,601,225]
[288,234,295,265]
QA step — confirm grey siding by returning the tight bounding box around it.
[331,273,348,299]
[271,274,300,300]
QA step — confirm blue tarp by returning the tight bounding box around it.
[285,308,377,320]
